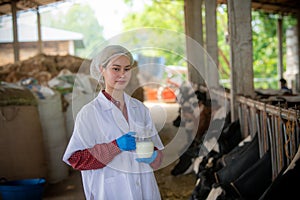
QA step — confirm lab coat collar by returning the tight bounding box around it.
[96,91,138,133]
[96,91,138,110]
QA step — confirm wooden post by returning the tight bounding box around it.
[296,13,300,93]
[11,0,19,62]
[205,0,220,88]
[37,7,43,54]
[227,0,254,121]
[277,17,283,87]
[184,0,205,85]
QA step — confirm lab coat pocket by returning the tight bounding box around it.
[104,174,133,200]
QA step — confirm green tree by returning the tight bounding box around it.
[216,5,230,82]
[42,3,105,58]
[123,0,186,66]
[123,1,297,89]
[252,11,296,89]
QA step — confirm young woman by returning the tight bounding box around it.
[63,45,164,200]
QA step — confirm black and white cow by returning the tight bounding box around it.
[259,146,300,200]
[189,119,244,200]
[229,150,272,200]
[214,133,259,185]
[206,150,272,200]
[170,102,228,176]
[189,150,222,200]
[217,119,243,155]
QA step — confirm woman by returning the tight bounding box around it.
[63,45,164,200]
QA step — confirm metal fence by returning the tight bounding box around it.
[208,87,300,180]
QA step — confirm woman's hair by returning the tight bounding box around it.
[90,45,134,81]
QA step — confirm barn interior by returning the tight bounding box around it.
[0,0,300,199]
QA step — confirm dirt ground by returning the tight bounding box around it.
[43,102,196,200]
[155,123,196,200]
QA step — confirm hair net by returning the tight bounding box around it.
[90,45,134,81]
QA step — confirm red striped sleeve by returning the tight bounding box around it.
[68,141,121,170]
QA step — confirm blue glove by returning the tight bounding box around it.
[136,151,158,164]
[116,132,136,151]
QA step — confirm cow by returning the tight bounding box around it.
[171,108,232,177]
[170,92,214,176]
[205,148,271,200]
[229,150,272,200]
[189,131,256,200]
[259,146,300,200]
[189,119,244,200]
[217,135,253,168]
[170,144,200,176]
[217,134,255,169]
[189,165,218,200]
[217,119,243,155]
[214,133,259,185]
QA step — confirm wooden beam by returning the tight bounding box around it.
[217,0,300,15]
[251,1,299,15]
[11,0,19,62]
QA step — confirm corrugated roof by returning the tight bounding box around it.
[0,0,67,16]
[0,23,83,43]
[0,0,300,17]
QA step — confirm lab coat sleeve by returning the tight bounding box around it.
[63,102,117,166]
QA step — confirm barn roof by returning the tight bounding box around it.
[217,0,300,15]
[0,0,299,17]
[0,0,68,16]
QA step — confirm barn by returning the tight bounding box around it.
[0,23,84,65]
[0,0,299,199]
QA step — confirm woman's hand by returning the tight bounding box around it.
[136,151,158,164]
[116,132,136,151]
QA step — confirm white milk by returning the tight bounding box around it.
[136,141,154,158]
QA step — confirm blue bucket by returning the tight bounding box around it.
[0,178,46,200]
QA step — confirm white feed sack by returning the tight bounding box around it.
[37,90,69,184]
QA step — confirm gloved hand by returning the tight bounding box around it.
[116,132,136,151]
[136,151,158,164]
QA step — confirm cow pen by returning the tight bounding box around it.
[204,87,300,180]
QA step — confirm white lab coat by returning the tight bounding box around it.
[63,91,164,200]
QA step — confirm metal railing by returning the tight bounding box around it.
[206,87,300,180]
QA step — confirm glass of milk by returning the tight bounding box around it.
[135,129,154,158]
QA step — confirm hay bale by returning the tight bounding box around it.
[0,54,90,83]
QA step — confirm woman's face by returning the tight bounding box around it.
[101,55,132,92]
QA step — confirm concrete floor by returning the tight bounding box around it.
[42,101,195,200]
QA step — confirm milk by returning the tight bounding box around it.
[136,141,154,158]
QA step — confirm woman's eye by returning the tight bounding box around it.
[112,68,120,71]
[125,67,131,72]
